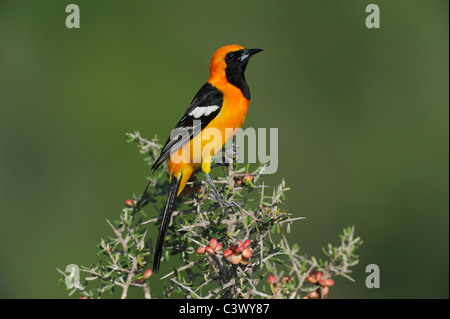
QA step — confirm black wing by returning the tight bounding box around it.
[151,82,224,171]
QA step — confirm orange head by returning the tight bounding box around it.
[208,45,263,98]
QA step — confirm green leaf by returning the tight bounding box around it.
[265,262,274,272]
[271,224,277,234]
[269,257,284,264]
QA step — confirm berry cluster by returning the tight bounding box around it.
[234,173,253,186]
[196,238,223,255]
[197,239,253,266]
[304,270,335,299]
[266,275,292,294]
[223,240,253,265]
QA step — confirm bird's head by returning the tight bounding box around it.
[209,45,263,89]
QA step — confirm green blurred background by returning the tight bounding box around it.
[0,0,448,298]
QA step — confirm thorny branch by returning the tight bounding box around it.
[57,131,362,299]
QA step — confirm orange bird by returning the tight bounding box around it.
[151,45,262,271]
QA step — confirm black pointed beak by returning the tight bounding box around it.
[247,49,263,56]
[240,48,263,62]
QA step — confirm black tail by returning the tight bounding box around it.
[153,175,182,272]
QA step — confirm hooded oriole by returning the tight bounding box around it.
[151,44,262,271]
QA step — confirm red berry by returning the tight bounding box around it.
[209,238,218,250]
[80,296,87,299]
[230,253,242,264]
[125,199,135,207]
[240,257,250,265]
[308,291,320,299]
[242,173,253,183]
[215,243,223,252]
[242,239,251,248]
[315,272,323,281]
[242,248,252,258]
[223,249,233,258]
[205,246,215,255]
[267,275,277,285]
[318,279,327,287]
[234,246,243,254]
[196,247,206,255]
[229,244,237,251]
[306,276,317,284]
[143,269,153,280]
[325,279,335,287]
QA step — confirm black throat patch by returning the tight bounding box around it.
[224,51,251,100]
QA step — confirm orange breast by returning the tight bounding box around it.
[168,82,249,178]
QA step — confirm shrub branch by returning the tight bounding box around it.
[57,131,362,299]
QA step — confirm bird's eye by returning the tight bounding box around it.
[227,53,234,61]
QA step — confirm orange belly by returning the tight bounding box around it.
[168,83,249,195]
